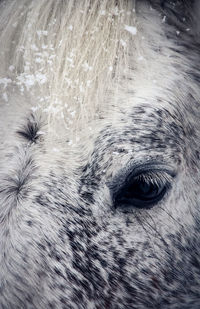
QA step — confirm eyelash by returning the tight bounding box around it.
[135,171,172,188]
[109,164,175,210]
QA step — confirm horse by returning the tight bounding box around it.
[0,0,200,308]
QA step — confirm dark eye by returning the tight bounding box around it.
[113,175,168,209]
[109,162,175,210]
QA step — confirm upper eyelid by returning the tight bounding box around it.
[107,160,176,194]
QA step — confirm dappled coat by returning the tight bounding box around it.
[0,0,200,308]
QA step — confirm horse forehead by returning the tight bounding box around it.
[99,101,186,146]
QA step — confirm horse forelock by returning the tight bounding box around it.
[1,0,198,144]
[0,0,137,140]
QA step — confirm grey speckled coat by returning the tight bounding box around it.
[0,0,200,308]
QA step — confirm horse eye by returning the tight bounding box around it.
[113,177,168,209]
[109,163,175,210]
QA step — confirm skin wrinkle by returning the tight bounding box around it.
[0,0,200,308]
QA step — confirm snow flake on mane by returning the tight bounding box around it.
[0,0,137,141]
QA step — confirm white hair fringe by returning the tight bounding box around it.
[0,0,137,140]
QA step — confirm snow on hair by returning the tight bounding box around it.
[0,0,137,140]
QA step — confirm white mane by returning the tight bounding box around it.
[0,0,138,141]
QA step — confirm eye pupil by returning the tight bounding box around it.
[123,180,160,200]
[137,181,153,195]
